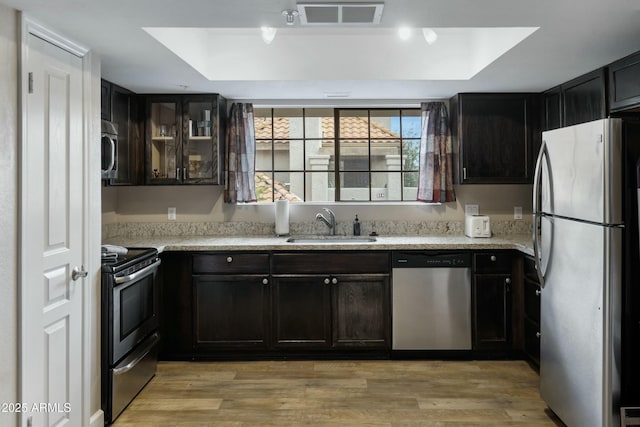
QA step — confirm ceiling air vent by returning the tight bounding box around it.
[296,2,384,25]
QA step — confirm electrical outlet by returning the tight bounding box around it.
[465,204,479,216]
[514,206,523,220]
[168,207,176,221]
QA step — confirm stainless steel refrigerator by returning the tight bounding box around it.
[533,118,623,427]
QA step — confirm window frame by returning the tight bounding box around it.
[254,107,421,203]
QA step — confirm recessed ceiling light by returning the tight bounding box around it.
[398,26,412,41]
[422,28,438,45]
[261,26,277,44]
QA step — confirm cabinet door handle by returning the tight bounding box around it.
[463,167,467,180]
[490,255,497,262]
[262,278,269,285]
[324,278,330,285]
[505,277,511,284]
[536,332,541,339]
[183,167,187,181]
[176,168,180,181]
[331,277,338,285]
[226,256,233,263]
[535,289,541,296]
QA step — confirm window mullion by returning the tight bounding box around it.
[334,108,341,202]
[368,109,372,201]
[399,109,404,201]
[271,108,275,202]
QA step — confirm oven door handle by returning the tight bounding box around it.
[114,258,161,285]
[112,333,159,375]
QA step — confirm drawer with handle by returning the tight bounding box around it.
[192,253,270,274]
[474,252,512,274]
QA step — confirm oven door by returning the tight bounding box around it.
[112,258,161,363]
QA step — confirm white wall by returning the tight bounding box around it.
[0,5,18,427]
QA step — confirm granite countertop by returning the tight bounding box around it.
[103,234,534,256]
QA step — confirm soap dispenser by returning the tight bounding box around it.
[353,214,361,236]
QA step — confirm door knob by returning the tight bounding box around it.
[72,266,88,281]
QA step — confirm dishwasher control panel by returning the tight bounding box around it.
[392,252,471,268]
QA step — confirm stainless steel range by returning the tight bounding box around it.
[101,247,161,424]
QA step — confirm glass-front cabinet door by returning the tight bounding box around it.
[145,94,224,185]
[183,96,220,184]
[146,97,181,184]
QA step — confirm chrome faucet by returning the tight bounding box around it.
[315,208,336,235]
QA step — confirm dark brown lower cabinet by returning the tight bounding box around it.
[473,274,512,351]
[272,273,390,350]
[193,275,270,350]
[473,252,513,353]
[272,276,331,349]
[523,256,541,366]
[158,252,193,360]
[332,275,389,348]
[272,252,391,351]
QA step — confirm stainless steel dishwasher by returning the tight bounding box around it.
[392,252,472,350]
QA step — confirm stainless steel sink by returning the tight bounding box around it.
[286,236,377,243]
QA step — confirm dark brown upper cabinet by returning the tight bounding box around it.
[450,93,540,184]
[101,79,111,121]
[100,79,143,186]
[542,86,562,131]
[541,68,607,131]
[144,94,226,185]
[561,68,607,127]
[609,50,640,113]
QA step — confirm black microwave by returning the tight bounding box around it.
[101,119,118,180]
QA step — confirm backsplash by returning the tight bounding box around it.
[103,219,532,240]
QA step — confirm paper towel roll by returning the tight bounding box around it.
[275,199,290,236]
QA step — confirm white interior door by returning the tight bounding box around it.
[20,32,85,427]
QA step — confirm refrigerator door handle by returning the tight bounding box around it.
[533,214,545,287]
[533,139,549,287]
[533,139,550,215]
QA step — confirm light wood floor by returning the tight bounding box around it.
[114,360,563,426]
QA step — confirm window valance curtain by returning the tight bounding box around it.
[224,103,257,203]
[417,101,456,203]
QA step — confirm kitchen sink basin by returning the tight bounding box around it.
[286,236,377,243]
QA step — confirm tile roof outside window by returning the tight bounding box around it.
[254,116,399,140]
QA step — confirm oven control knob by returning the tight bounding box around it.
[226,256,233,263]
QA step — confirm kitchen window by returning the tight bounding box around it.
[254,107,421,202]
